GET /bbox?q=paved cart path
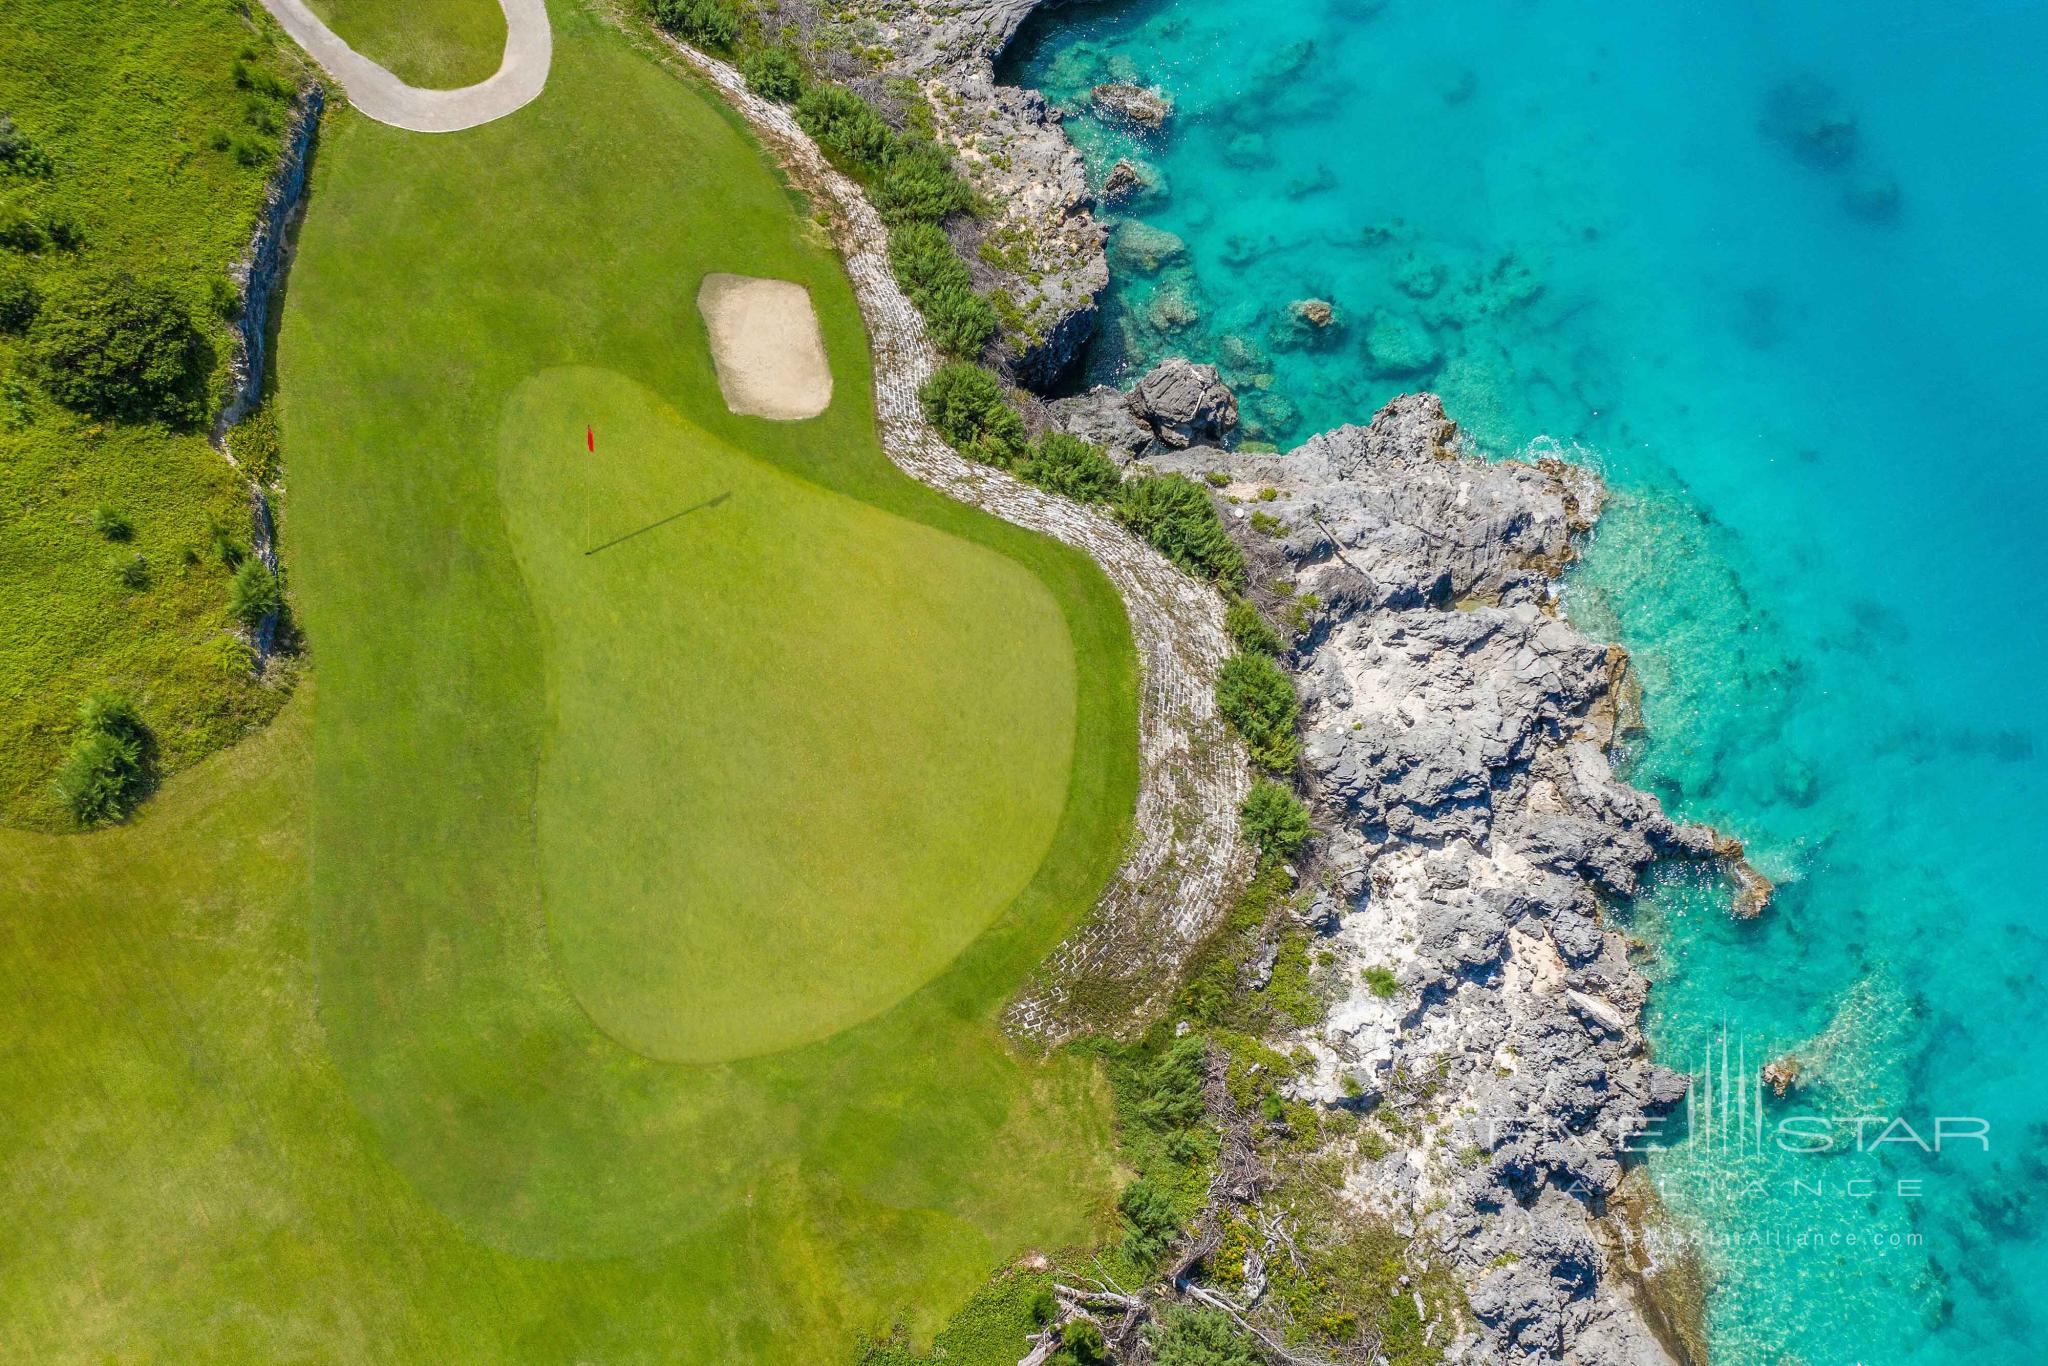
[257,0,550,133]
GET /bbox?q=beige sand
[696,274,833,421]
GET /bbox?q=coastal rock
[1098,156,1159,207]
[1140,392,1766,1365]
[1110,219,1187,273]
[1090,81,1172,128]
[1045,384,1152,463]
[1125,358,1237,449]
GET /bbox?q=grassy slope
[0,4,1139,1362]
[0,0,304,828]
[501,367,1076,1062]
[305,0,507,89]
[0,695,1116,1360]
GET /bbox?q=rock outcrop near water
[848,0,1109,387]
[1075,391,1765,1365]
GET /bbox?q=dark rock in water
[1842,168,1902,222]
[1271,297,1345,352]
[1760,75,1859,168]
[1435,65,1478,105]
[1126,357,1239,448]
[1285,164,1338,200]
[1091,82,1172,128]
[1098,156,1161,207]
[1110,220,1186,273]
[1363,307,1440,376]
[1223,131,1273,169]
[1145,282,1201,332]
[1395,250,1448,299]
[1360,222,1397,247]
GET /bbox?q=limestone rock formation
[1125,358,1237,449]
[1142,393,1768,1365]
[1090,81,1172,128]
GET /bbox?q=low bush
[648,0,740,50]
[1362,964,1399,999]
[1215,650,1300,773]
[1224,596,1282,655]
[874,138,973,225]
[887,222,996,357]
[1022,431,1119,502]
[91,505,131,540]
[28,271,212,425]
[1148,1306,1261,1366]
[53,691,153,825]
[795,85,893,172]
[918,362,1027,468]
[0,113,54,179]
[0,264,37,332]
[741,46,801,103]
[227,556,281,629]
[1112,474,1246,588]
[1060,1318,1107,1364]
[1116,1175,1181,1262]
[1240,778,1311,866]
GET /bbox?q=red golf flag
[586,425,595,453]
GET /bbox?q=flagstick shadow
[584,491,733,557]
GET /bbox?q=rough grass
[498,366,1075,1062]
[306,0,508,89]
[0,0,304,827]
[14,0,1135,1355]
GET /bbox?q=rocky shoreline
[844,6,1771,1359]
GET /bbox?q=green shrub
[648,0,740,49]
[28,271,212,425]
[887,222,997,357]
[91,505,132,540]
[1362,964,1399,999]
[0,264,37,332]
[1117,1174,1181,1262]
[1215,650,1300,772]
[53,691,153,825]
[0,196,46,252]
[115,551,148,589]
[1112,474,1246,588]
[1148,1306,1261,1366]
[0,113,54,179]
[1224,597,1282,655]
[874,138,973,225]
[795,85,894,172]
[1022,431,1119,502]
[741,46,802,102]
[1059,1318,1107,1364]
[228,556,281,629]
[1241,779,1310,866]
[918,362,1027,468]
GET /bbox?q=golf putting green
[500,367,1074,1062]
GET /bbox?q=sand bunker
[696,273,832,420]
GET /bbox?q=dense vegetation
[1112,473,1248,589]
[52,691,154,825]
[1215,649,1302,774]
[0,0,305,826]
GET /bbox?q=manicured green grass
[0,0,305,827]
[17,5,1140,1362]
[500,367,1074,1061]
[0,697,1119,1359]
[306,0,507,89]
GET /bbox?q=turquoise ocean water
[1008,2,2048,1360]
